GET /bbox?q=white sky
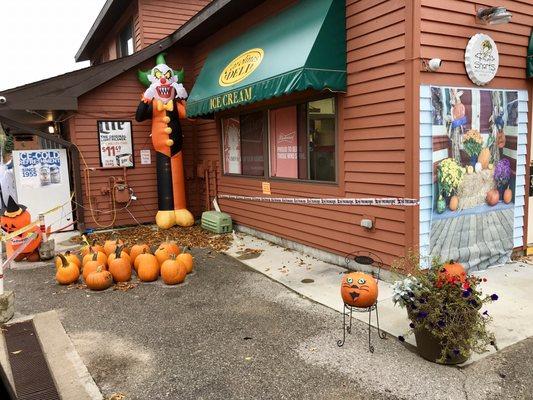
[0,0,107,91]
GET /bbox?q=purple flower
[469,299,478,307]
[462,291,471,298]
[494,159,511,188]
[453,349,460,355]
[398,336,405,342]
[417,311,428,319]
[491,294,499,301]
[437,320,446,328]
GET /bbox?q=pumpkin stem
[91,239,97,247]
[115,245,124,259]
[81,234,90,246]
[58,253,69,268]
[92,252,98,261]
[170,253,177,260]
[96,266,103,273]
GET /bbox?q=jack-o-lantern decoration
[437,260,466,287]
[340,272,378,308]
[1,196,41,261]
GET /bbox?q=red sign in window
[270,106,298,179]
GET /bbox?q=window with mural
[221,97,336,183]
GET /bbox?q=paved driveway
[4,250,533,400]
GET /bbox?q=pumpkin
[55,251,81,271]
[436,195,446,214]
[27,252,40,262]
[159,240,180,256]
[108,245,132,282]
[155,246,172,265]
[129,243,150,265]
[82,250,107,268]
[104,237,124,256]
[437,260,466,287]
[466,165,474,174]
[503,187,512,204]
[497,131,506,148]
[81,239,105,257]
[176,250,193,274]
[83,252,108,281]
[85,266,113,291]
[137,254,160,282]
[108,248,131,266]
[486,189,499,206]
[160,255,187,285]
[488,163,494,170]
[1,196,42,256]
[56,253,80,285]
[340,272,378,308]
[478,148,491,169]
[134,249,155,273]
[449,196,459,212]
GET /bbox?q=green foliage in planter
[391,253,497,363]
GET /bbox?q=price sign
[97,120,134,168]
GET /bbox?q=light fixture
[48,123,55,134]
[477,6,512,25]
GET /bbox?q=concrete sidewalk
[225,232,533,363]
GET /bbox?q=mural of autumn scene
[430,87,519,270]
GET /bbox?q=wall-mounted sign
[97,120,134,168]
[219,48,264,87]
[140,149,151,165]
[465,33,499,86]
[262,181,271,195]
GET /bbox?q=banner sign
[218,194,419,206]
[98,120,134,168]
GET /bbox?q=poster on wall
[270,106,298,178]
[12,149,74,232]
[98,120,134,168]
[222,118,242,174]
[430,86,519,270]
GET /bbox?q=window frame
[218,93,339,186]
[117,20,135,58]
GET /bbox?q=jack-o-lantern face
[1,210,31,233]
[340,272,378,308]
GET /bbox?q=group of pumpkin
[55,238,194,291]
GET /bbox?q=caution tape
[218,195,419,206]
[0,195,73,243]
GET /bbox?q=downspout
[0,115,85,232]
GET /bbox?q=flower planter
[413,326,470,365]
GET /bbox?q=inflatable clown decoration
[1,196,42,261]
[136,53,194,229]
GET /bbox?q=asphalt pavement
[4,249,533,400]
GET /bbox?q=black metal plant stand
[337,250,387,352]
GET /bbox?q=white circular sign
[465,33,499,86]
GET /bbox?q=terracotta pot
[413,326,470,365]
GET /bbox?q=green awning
[526,30,533,78]
[186,0,346,118]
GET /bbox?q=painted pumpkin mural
[340,272,378,308]
[136,53,194,229]
[1,196,41,261]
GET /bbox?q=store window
[221,97,336,183]
[117,22,134,58]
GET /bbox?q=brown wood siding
[72,50,200,229]
[420,0,533,90]
[182,0,409,265]
[138,0,211,48]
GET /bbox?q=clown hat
[1,196,27,218]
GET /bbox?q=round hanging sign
[465,33,499,86]
[219,48,264,87]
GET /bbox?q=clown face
[145,63,188,104]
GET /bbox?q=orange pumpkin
[137,254,160,282]
[129,243,150,265]
[340,272,378,308]
[108,246,132,282]
[449,196,459,212]
[1,197,42,257]
[104,237,124,256]
[82,250,107,268]
[81,239,105,257]
[478,148,491,169]
[108,248,131,266]
[503,187,512,204]
[85,266,113,291]
[161,256,187,285]
[176,251,193,274]
[155,246,172,265]
[486,189,499,206]
[134,249,155,273]
[56,253,80,285]
[55,251,81,271]
[83,253,108,281]
[159,239,180,256]
[437,260,466,286]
